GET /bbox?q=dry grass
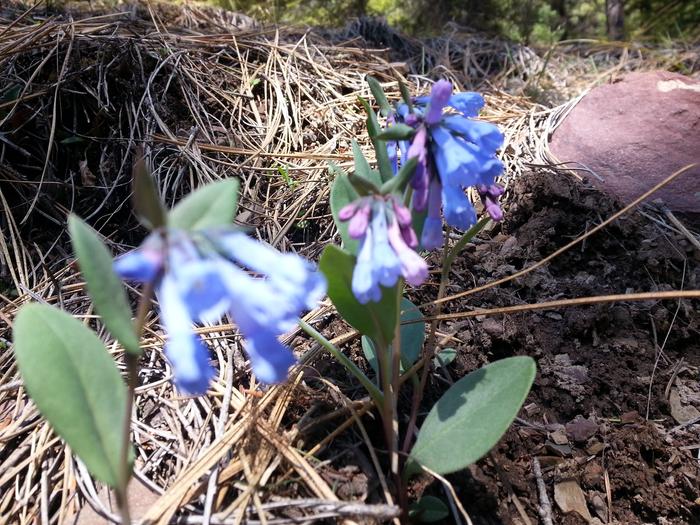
[0,1,698,523]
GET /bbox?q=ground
[308,171,700,524]
[0,1,699,524]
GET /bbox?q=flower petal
[424,80,453,125]
[442,184,477,230]
[447,92,485,117]
[158,274,214,395]
[245,330,296,383]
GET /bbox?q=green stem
[116,281,154,524]
[401,218,489,455]
[441,217,489,283]
[299,319,384,407]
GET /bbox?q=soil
[308,171,700,524]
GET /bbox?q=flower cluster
[115,229,326,394]
[392,80,505,249]
[339,195,428,304]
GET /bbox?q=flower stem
[401,218,489,454]
[298,319,384,407]
[116,281,154,524]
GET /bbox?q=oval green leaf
[408,495,449,523]
[319,245,398,346]
[408,356,536,476]
[169,178,239,231]
[13,304,128,487]
[366,76,391,116]
[68,215,140,355]
[376,123,416,141]
[132,154,166,229]
[433,348,458,369]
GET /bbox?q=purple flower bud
[338,202,358,221]
[386,219,428,287]
[424,80,453,125]
[478,184,505,222]
[347,200,372,239]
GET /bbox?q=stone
[549,71,700,219]
[554,479,593,522]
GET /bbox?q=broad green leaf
[361,297,425,376]
[366,76,391,116]
[13,304,128,487]
[319,245,398,346]
[408,496,449,522]
[408,356,536,476]
[434,348,458,369]
[132,154,166,229]
[376,123,416,141]
[169,178,239,231]
[68,215,140,355]
[330,172,360,255]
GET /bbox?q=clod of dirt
[549,70,700,219]
[554,479,593,522]
[566,417,599,443]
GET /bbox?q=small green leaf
[68,215,140,355]
[169,179,239,231]
[330,172,360,255]
[380,156,417,195]
[348,171,381,196]
[132,154,166,229]
[366,76,391,116]
[408,495,449,522]
[13,304,128,487]
[434,348,458,368]
[398,78,413,109]
[399,298,424,369]
[361,335,379,378]
[362,297,424,376]
[351,140,382,187]
[319,245,398,346]
[59,136,85,145]
[408,356,536,476]
[376,123,416,141]
[358,97,394,183]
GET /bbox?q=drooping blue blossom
[386,80,505,249]
[338,195,428,304]
[114,228,326,394]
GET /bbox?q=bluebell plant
[114,228,325,394]
[338,194,428,303]
[387,79,506,250]
[12,77,536,525]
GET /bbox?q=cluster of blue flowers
[339,195,428,303]
[391,80,505,250]
[115,229,325,394]
[113,80,503,391]
[340,79,505,304]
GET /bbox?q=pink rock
[549,71,700,218]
